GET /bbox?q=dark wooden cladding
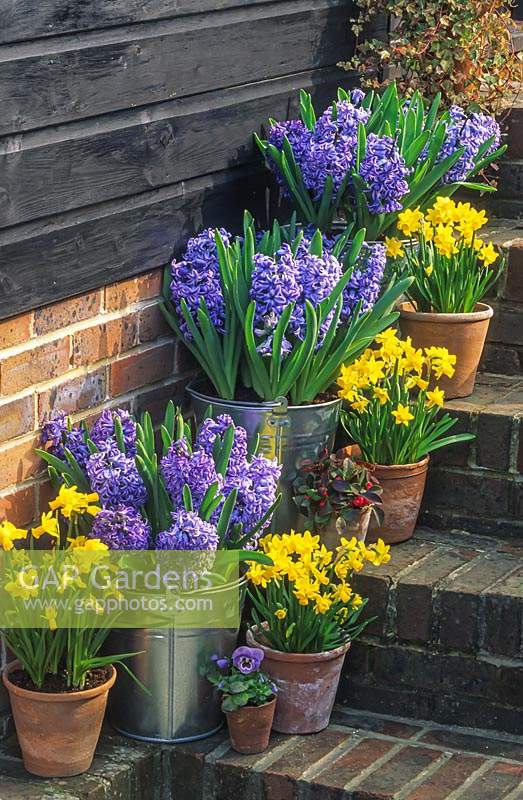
[0,0,276,44]
[0,69,345,229]
[0,0,355,319]
[0,1,350,135]
[0,168,268,318]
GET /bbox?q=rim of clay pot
[2,661,117,702]
[224,695,277,716]
[398,301,493,324]
[247,626,351,663]
[373,455,430,473]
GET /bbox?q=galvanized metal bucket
[187,382,342,532]
[107,578,245,743]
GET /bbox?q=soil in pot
[399,301,493,399]
[3,662,116,778]
[225,696,276,754]
[246,628,349,734]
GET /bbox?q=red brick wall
[0,269,194,529]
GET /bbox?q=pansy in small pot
[207,647,277,754]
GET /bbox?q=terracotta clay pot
[2,662,116,777]
[315,507,372,550]
[366,457,429,545]
[246,628,350,734]
[225,696,276,754]
[398,302,493,399]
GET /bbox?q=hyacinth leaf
[63,448,91,491]
[404,131,430,167]
[270,303,294,387]
[281,301,318,401]
[216,487,238,542]
[214,425,235,478]
[182,484,194,513]
[163,401,176,443]
[237,550,273,566]
[356,122,366,172]
[424,92,442,132]
[36,449,77,486]
[113,416,125,454]
[160,426,173,456]
[362,89,375,110]
[456,182,496,193]
[199,481,221,522]
[299,89,316,130]
[331,223,355,261]
[143,412,155,455]
[243,301,274,397]
[469,143,507,175]
[316,175,335,232]
[247,432,260,459]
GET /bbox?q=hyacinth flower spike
[256,83,506,239]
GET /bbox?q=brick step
[0,707,522,799]
[496,159,523,201]
[420,373,523,538]
[343,529,523,738]
[480,222,523,372]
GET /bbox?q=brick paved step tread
[0,709,521,800]
[343,529,523,736]
[421,373,523,539]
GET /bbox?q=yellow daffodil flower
[425,196,456,226]
[373,386,390,405]
[314,594,333,614]
[274,608,287,620]
[49,485,101,519]
[433,223,457,259]
[397,208,424,237]
[425,265,434,276]
[43,607,58,631]
[391,403,415,427]
[351,396,370,413]
[478,241,499,267]
[0,520,28,551]
[426,387,445,408]
[32,511,60,540]
[384,236,405,258]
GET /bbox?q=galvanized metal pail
[107,578,245,743]
[187,382,342,532]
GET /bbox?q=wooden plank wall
[0,0,356,318]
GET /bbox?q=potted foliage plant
[338,330,475,543]
[206,646,277,754]
[292,449,383,549]
[160,212,410,530]
[246,531,390,734]
[37,404,279,743]
[342,0,520,116]
[0,487,141,777]
[255,83,505,239]
[388,197,505,398]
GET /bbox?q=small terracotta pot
[246,627,350,734]
[225,696,276,754]
[315,507,372,550]
[366,457,429,544]
[399,302,493,399]
[2,662,116,777]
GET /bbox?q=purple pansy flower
[231,646,264,674]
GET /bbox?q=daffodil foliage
[385,197,505,313]
[247,531,391,653]
[338,330,475,465]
